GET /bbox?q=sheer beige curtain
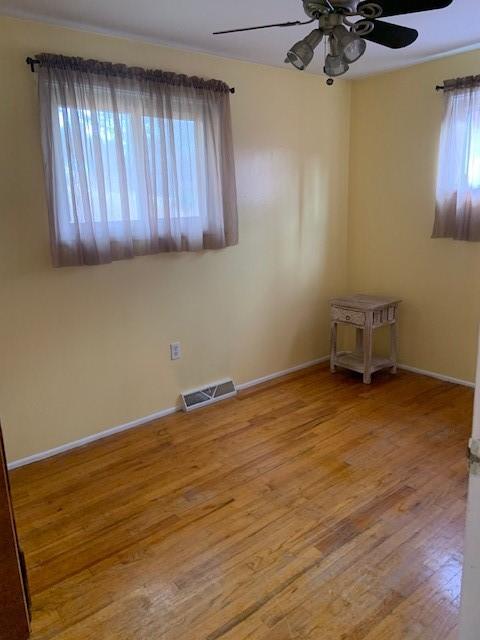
[433,75,480,241]
[37,54,238,266]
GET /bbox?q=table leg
[330,322,337,373]
[390,321,398,374]
[363,323,372,384]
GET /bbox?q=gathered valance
[36,53,233,94]
[442,75,480,93]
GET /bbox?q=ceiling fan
[213,0,454,81]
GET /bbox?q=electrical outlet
[170,342,181,360]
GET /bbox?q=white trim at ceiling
[3,8,480,80]
[0,8,293,73]
[351,41,480,80]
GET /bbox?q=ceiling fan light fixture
[324,54,350,78]
[285,28,323,70]
[214,0,450,81]
[285,46,312,70]
[333,25,367,63]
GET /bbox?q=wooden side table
[330,294,401,384]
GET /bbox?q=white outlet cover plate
[170,342,181,360]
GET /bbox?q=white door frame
[459,330,480,639]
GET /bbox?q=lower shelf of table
[333,351,395,374]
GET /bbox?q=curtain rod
[435,85,445,91]
[25,57,236,94]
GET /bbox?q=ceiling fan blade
[363,20,419,48]
[358,0,453,18]
[213,19,314,35]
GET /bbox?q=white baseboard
[7,405,179,470]
[398,363,475,389]
[7,356,330,470]
[7,355,473,470]
[236,356,330,391]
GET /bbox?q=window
[467,121,480,189]
[37,54,238,266]
[57,107,200,223]
[433,77,480,241]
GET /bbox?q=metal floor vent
[181,379,237,412]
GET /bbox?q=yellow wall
[0,16,351,461]
[4,14,480,463]
[349,49,480,385]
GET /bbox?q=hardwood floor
[9,365,473,640]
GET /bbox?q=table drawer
[373,304,397,326]
[331,307,365,326]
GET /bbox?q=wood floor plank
[9,365,472,639]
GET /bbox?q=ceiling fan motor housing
[303,0,358,18]
[319,13,345,31]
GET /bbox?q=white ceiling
[1,0,479,78]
